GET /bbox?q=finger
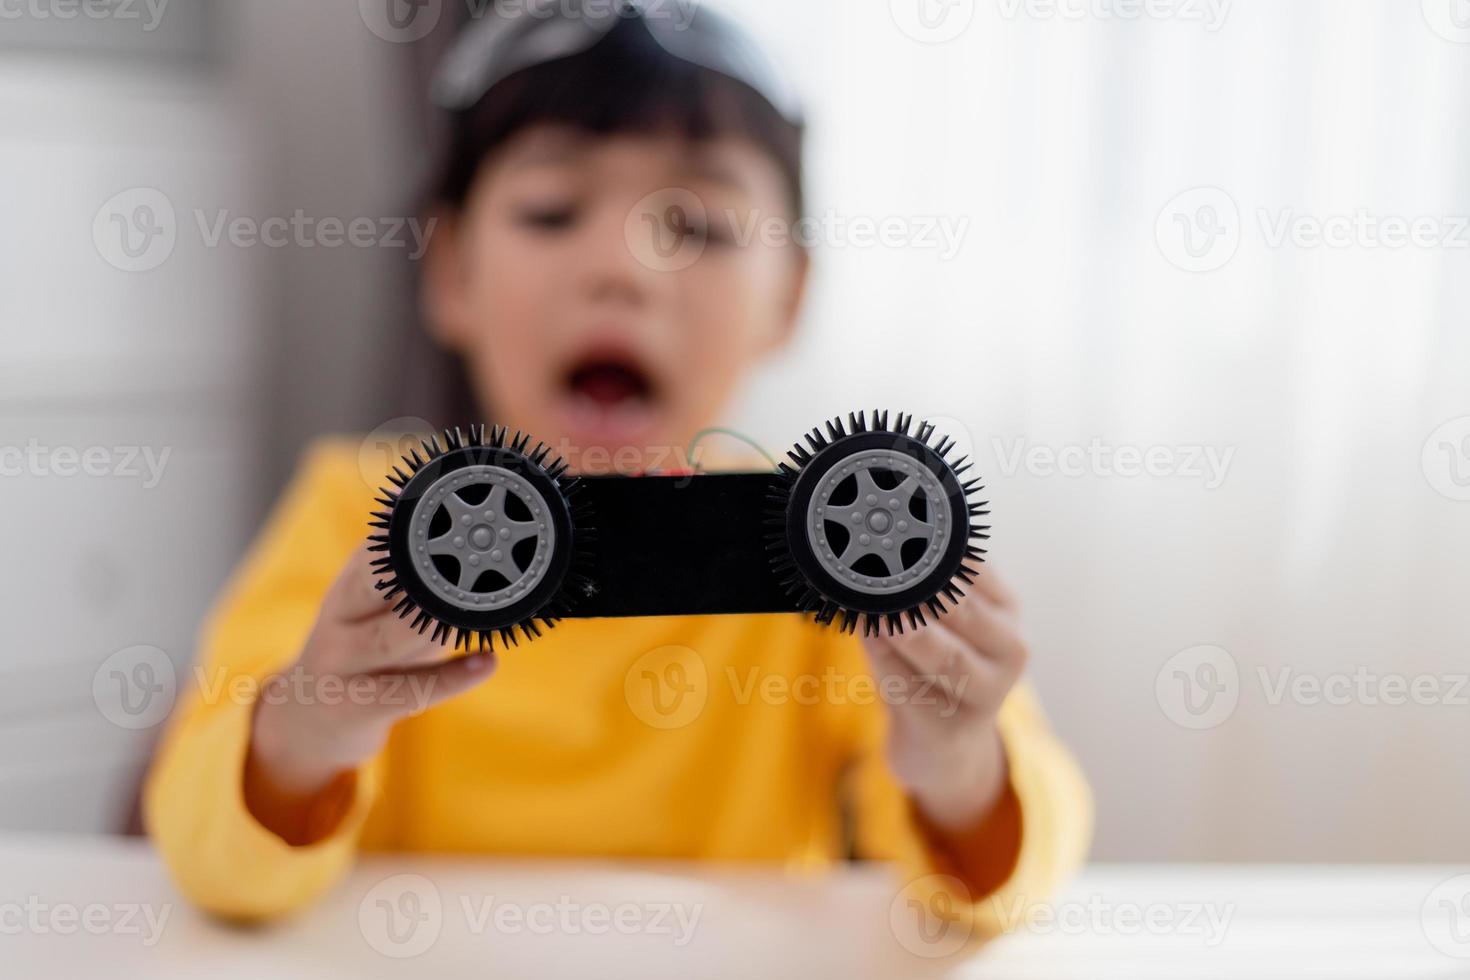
[326,544,396,624]
[862,632,976,720]
[933,588,1028,674]
[358,651,499,721]
[873,618,982,680]
[357,613,458,672]
[969,566,1020,614]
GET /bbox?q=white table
[0,835,1465,979]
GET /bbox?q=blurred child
[145,2,1091,939]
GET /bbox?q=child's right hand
[244,546,498,839]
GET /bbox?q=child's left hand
[859,570,1027,830]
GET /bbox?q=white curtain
[723,0,1470,861]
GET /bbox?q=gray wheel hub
[806,449,952,596]
[408,465,556,612]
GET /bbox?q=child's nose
[572,202,675,308]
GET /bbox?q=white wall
[722,0,1470,861]
[0,50,258,830]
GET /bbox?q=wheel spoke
[485,484,507,516]
[440,492,474,528]
[895,513,934,544]
[427,533,459,558]
[889,478,931,522]
[507,524,540,546]
[454,557,480,591]
[877,547,903,576]
[853,469,883,504]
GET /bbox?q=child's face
[424,124,807,472]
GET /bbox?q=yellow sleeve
[848,679,1093,942]
[144,440,384,922]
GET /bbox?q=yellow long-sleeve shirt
[144,440,1091,935]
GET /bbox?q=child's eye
[517,204,580,231]
[699,218,737,248]
[675,214,735,249]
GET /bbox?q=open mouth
[556,352,664,444]
[564,358,656,408]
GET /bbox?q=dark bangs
[432,16,804,216]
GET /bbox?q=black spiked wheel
[765,411,990,637]
[369,425,591,651]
